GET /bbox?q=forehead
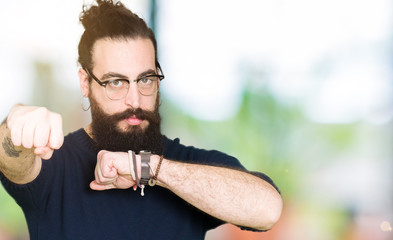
[91,37,156,75]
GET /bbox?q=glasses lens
[137,76,159,96]
[106,79,129,100]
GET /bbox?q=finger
[101,161,118,179]
[94,155,104,183]
[10,120,23,146]
[34,146,54,160]
[90,181,105,191]
[48,113,64,149]
[112,152,131,176]
[39,149,54,160]
[94,163,113,185]
[98,151,118,179]
[90,181,115,191]
[21,120,36,149]
[33,122,50,148]
[6,105,23,129]
[34,147,45,155]
[96,169,117,184]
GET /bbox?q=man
[0,1,282,239]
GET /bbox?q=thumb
[90,180,115,191]
[34,146,54,160]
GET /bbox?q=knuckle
[9,112,27,128]
[55,113,62,122]
[10,118,22,129]
[97,150,106,159]
[50,112,62,123]
[36,107,49,115]
[101,150,112,159]
[33,107,49,120]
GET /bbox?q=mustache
[111,108,161,125]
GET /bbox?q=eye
[108,79,128,88]
[139,77,153,85]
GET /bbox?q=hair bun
[79,0,124,30]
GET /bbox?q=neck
[84,124,93,139]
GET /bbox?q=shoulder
[162,136,245,170]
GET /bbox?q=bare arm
[0,118,40,184]
[90,151,282,231]
[154,159,282,231]
[0,105,64,184]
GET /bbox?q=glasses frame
[83,67,164,99]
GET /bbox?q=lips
[125,115,143,125]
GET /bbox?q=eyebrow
[100,69,157,81]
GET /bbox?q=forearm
[153,158,283,231]
[0,118,40,184]
[91,152,282,230]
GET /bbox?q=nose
[124,83,141,109]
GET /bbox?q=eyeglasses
[84,68,164,100]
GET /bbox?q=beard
[89,94,163,155]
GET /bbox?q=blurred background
[0,0,392,239]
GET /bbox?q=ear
[78,68,90,97]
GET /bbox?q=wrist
[149,154,166,187]
[149,154,161,177]
[131,152,167,194]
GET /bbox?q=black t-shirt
[0,128,277,239]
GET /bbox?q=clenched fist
[90,150,140,191]
[7,105,64,159]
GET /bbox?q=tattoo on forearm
[2,137,21,158]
